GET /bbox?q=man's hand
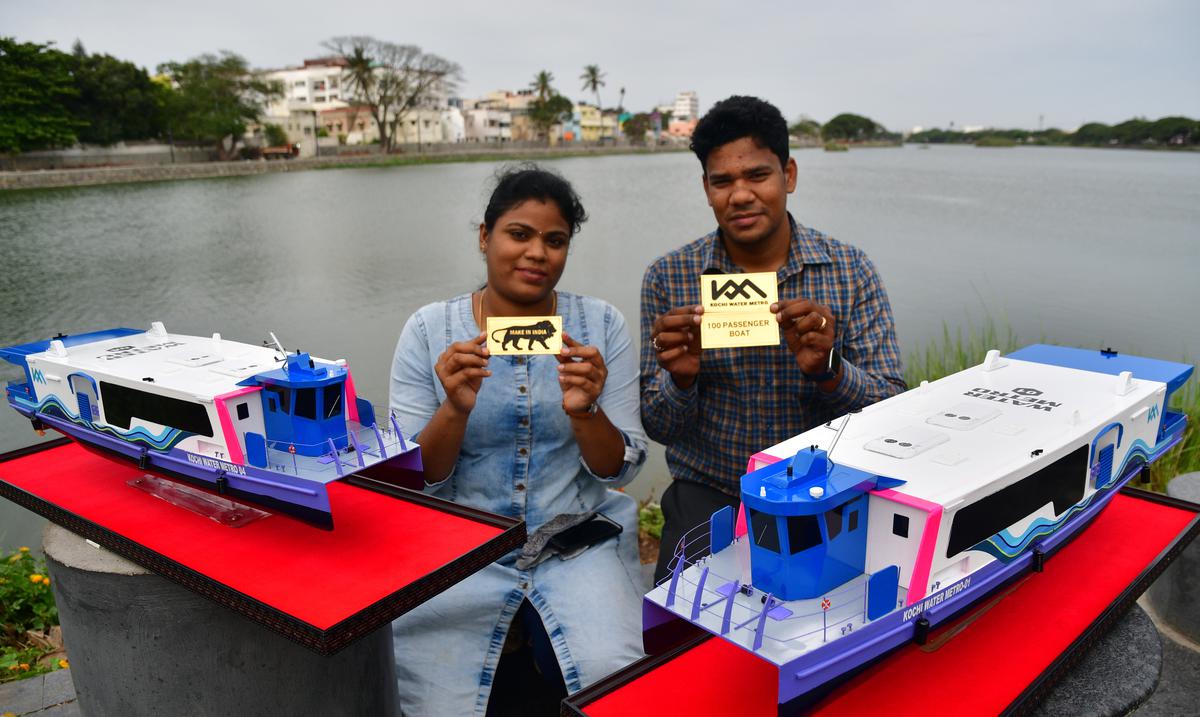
[650,305,703,390]
[772,298,838,381]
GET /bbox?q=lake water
[2,145,1198,550]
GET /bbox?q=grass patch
[974,135,1017,148]
[905,319,1200,490]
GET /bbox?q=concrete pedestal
[42,522,398,717]
[1032,604,1161,716]
[1146,473,1200,645]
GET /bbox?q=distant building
[673,91,699,121]
[667,118,698,139]
[464,100,512,143]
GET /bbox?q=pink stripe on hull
[212,386,262,466]
[873,488,943,605]
[736,453,783,537]
[343,367,360,423]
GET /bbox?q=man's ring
[819,316,827,331]
[652,336,663,352]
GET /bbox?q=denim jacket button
[515,483,525,492]
[519,417,529,426]
[518,385,527,394]
[518,447,528,456]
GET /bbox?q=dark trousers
[653,480,742,584]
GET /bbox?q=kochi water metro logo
[963,385,1061,412]
[31,368,46,384]
[711,278,769,301]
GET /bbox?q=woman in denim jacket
[389,166,648,715]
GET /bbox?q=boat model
[644,345,1192,710]
[1,324,423,529]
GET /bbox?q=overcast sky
[4,0,1198,132]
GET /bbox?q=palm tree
[580,64,606,141]
[580,64,605,111]
[531,70,554,102]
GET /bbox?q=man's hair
[690,96,789,171]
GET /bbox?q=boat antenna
[825,409,860,463]
[266,332,287,361]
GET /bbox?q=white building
[673,91,699,121]
[463,100,512,143]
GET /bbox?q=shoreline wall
[0,145,685,192]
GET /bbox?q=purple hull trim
[24,409,420,530]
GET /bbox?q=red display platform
[565,488,1200,717]
[0,438,525,655]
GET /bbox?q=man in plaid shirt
[640,96,906,581]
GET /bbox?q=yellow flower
[58,659,69,669]
[6,664,18,671]
[30,574,44,584]
[8,554,20,563]
[42,577,50,587]
[18,663,29,671]
[19,547,29,552]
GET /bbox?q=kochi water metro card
[700,272,779,348]
[486,316,563,355]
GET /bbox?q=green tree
[1110,118,1152,145]
[623,113,650,144]
[528,94,573,142]
[325,36,462,152]
[157,52,281,160]
[789,117,822,139]
[67,41,167,145]
[530,70,554,102]
[0,38,81,153]
[263,123,289,147]
[1071,122,1111,146]
[1149,116,1198,146]
[821,113,882,142]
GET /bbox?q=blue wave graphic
[971,438,1160,562]
[32,393,191,450]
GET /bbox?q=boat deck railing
[658,521,899,653]
[258,413,413,481]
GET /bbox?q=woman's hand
[434,333,491,415]
[556,333,606,415]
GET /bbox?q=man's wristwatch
[564,401,599,419]
[803,348,842,383]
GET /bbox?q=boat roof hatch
[241,352,347,389]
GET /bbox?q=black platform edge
[1000,486,1200,716]
[0,439,526,656]
[559,486,1200,717]
[560,632,712,717]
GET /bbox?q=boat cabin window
[748,508,781,553]
[264,386,290,414]
[825,506,844,541]
[294,388,317,420]
[787,515,823,553]
[236,402,249,420]
[848,510,859,532]
[946,445,1088,558]
[99,381,213,437]
[893,514,909,538]
[323,384,343,420]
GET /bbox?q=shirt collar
[702,213,832,280]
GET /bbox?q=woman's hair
[483,164,588,237]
